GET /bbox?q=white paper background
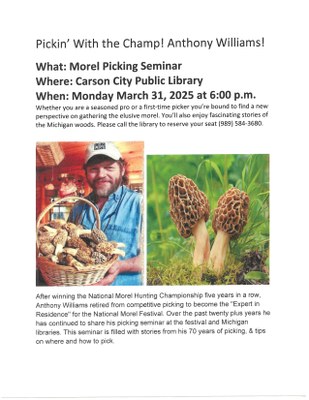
[1,0,308,399]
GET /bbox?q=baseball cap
[85,142,122,164]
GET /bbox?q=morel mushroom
[52,229,68,255]
[65,254,87,270]
[48,219,66,229]
[63,247,93,264]
[63,222,77,233]
[92,251,108,264]
[39,225,58,235]
[39,242,55,256]
[168,174,210,269]
[91,228,107,244]
[66,237,88,250]
[95,241,126,257]
[70,226,92,239]
[37,225,58,244]
[63,222,92,238]
[210,187,249,275]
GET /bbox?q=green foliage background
[147,154,269,284]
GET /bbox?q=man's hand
[93,255,142,285]
[98,263,121,286]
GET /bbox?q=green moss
[147,261,204,286]
[147,252,269,286]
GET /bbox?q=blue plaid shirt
[68,185,142,285]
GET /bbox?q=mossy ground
[147,251,269,286]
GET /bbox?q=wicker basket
[36,196,118,286]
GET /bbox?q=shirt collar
[109,185,124,201]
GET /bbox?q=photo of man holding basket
[68,142,143,286]
[36,141,143,287]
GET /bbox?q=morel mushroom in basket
[210,187,249,275]
[168,174,210,275]
[37,220,125,268]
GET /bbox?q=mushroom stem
[209,230,230,275]
[192,219,210,271]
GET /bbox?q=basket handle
[36,195,101,237]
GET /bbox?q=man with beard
[68,142,143,286]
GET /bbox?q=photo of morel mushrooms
[210,187,249,275]
[168,175,210,274]
[37,222,125,270]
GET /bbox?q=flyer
[1,1,308,400]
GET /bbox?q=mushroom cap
[96,241,117,254]
[48,219,66,229]
[38,230,57,244]
[62,222,77,235]
[212,187,250,239]
[39,225,58,235]
[91,228,107,244]
[74,249,94,264]
[52,229,68,246]
[92,251,108,264]
[95,241,125,257]
[168,174,210,238]
[67,237,88,249]
[39,242,55,256]
[65,254,85,270]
